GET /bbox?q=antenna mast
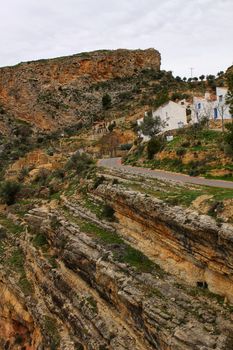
[190,67,194,78]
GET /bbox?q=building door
[214,108,218,119]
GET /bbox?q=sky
[0,0,233,78]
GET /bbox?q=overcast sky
[0,0,232,77]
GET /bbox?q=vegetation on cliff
[125,124,233,181]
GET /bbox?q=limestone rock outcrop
[0,49,160,132]
[1,189,233,349]
[95,183,233,303]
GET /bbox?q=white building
[213,87,231,120]
[137,100,189,141]
[192,88,231,122]
[193,92,214,123]
[153,100,188,131]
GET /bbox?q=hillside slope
[0,50,233,349]
[0,49,160,132]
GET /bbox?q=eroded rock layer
[95,183,233,302]
[1,182,233,349]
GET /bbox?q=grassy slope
[124,128,233,181]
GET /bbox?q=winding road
[98,158,233,189]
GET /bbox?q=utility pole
[190,67,194,79]
[190,68,195,117]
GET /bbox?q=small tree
[206,74,215,81]
[217,71,224,77]
[147,137,164,159]
[175,76,182,82]
[226,72,233,118]
[224,123,233,146]
[217,102,228,132]
[206,75,216,90]
[202,102,214,128]
[139,111,166,138]
[139,112,166,160]
[223,123,233,156]
[0,181,21,205]
[199,75,205,81]
[102,94,112,109]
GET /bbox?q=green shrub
[152,90,169,109]
[171,92,190,101]
[120,143,133,151]
[176,147,186,157]
[102,93,112,109]
[93,175,105,189]
[17,166,30,182]
[0,181,21,205]
[33,233,48,248]
[34,168,50,185]
[65,152,94,177]
[53,168,65,180]
[135,144,145,156]
[102,204,115,221]
[147,137,164,159]
[189,169,200,177]
[181,141,191,148]
[223,123,233,157]
[14,335,23,344]
[223,144,233,157]
[46,147,54,156]
[50,216,61,230]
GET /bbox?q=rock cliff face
[1,181,233,349]
[0,49,160,132]
[95,184,233,303]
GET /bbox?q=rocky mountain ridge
[0,49,160,133]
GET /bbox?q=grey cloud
[0,0,232,77]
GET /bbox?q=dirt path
[98,157,233,189]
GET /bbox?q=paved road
[98,158,233,189]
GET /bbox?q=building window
[219,95,223,102]
[214,108,218,119]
